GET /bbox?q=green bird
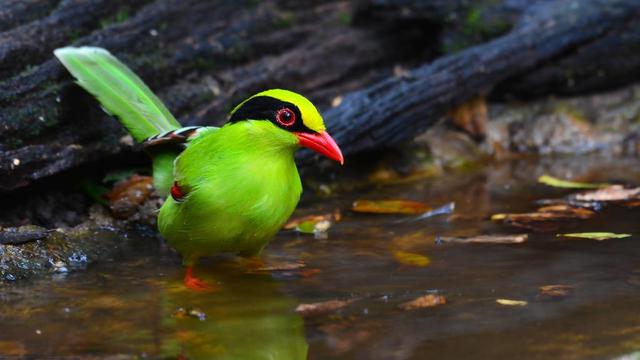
[54,47,343,290]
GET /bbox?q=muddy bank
[0,204,162,283]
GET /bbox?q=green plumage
[54,47,180,196]
[54,47,179,141]
[54,47,315,265]
[160,121,302,264]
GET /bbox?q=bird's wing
[146,126,218,196]
[143,126,219,150]
[54,46,181,142]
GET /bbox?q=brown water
[1,156,640,359]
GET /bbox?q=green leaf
[538,175,609,189]
[79,181,109,205]
[557,232,632,241]
[393,251,430,267]
[496,299,528,306]
[295,221,316,234]
[352,200,431,214]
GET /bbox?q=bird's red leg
[183,266,215,292]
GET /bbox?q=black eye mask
[228,96,315,133]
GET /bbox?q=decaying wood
[320,0,640,161]
[0,0,432,191]
[1,0,640,191]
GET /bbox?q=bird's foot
[184,266,216,292]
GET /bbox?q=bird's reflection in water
[158,260,308,360]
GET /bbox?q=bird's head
[228,89,344,164]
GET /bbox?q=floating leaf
[399,294,446,310]
[285,211,340,237]
[352,200,431,215]
[439,234,528,244]
[393,251,430,267]
[573,185,640,202]
[538,284,573,298]
[284,210,342,230]
[538,175,609,189]
[557,232,631,241]
[492,204,595,230]
[295,299,358,317]
[496,299,528,306]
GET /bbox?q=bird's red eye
[275,108,296,127]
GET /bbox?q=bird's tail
[54,46,181,195]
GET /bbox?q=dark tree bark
[0,0,433,191]
[1,0,640,191]
[318,0,640,161]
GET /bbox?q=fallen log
[0,0,432,191]
[354,0,640,97]
[318,0,640,162]
[1,0,640,191]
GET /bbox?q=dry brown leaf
[352,200,431,215]
[439,234,528,244]
[0,341,26,356]
[105,175,154,218]
[491,204,595,230]
[399,294,446,310]
[296,299,358,317]
[573,185,640,202]
[284,210,342,229]
[538,284,574,298]
[448,96,487,139]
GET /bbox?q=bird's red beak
[295,131,344,165]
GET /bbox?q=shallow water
[2,156,640,359]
